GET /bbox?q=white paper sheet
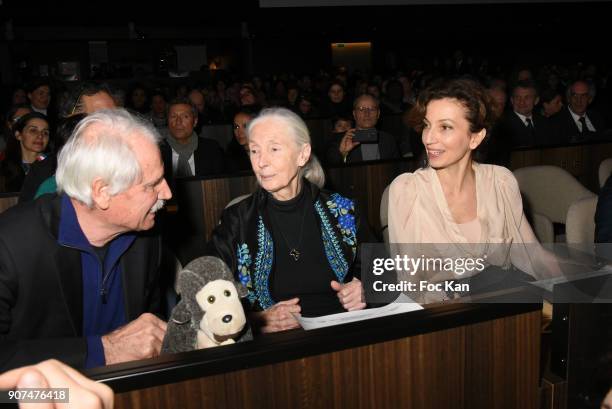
[294,294,423,330]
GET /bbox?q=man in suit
[498,80,551,147]
[0,109,172,371]
[327,93,400,164]
[161,97,225,182]
[551,80,607,144]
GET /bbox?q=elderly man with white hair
[0,109,172,371]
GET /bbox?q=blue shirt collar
[58,194,136,253]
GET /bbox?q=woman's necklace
[271,196,308,261]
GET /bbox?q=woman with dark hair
[1,104,32,155]
[388,78,560,302]
[538,87,564,118]
[320,81,351,118]
[127,84,150,115]
[19,113,86,202]
[226,108,256,172]
[1,112,50,192]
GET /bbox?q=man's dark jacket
[497,111,552,147]
[0,195,162,371]
[550,107,607,144]
[160,137,226,181]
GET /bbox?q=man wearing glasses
[551,80,607,143]
[327,93,400,164]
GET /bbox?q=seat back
[599,158,612,188]
[566,196,598,244]
[514,166,595,242]
[225,193,251,209]
[380,185,390,243]
[513,165,595,224]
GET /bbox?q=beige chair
[513,166,596,243]
[225,194,251,209]
[380,185,390,243]
[566,196,598,244]
[599,158,612,188]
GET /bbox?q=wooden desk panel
[112,310,540,409]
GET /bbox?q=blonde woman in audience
[388,78,560,302]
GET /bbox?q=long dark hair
[4,112,50,163]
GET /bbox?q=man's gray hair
[567,80,596,100]
[56,108,161,207]
[247,107,325,188]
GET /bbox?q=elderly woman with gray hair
[206,107,368,333]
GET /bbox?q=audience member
[188,88,212,134]
[206,108,367,332]
[487,86,507,118]
[58,82,116,119]
[10,86,28,106]
[499,80,551,147]
[286,84,300,111]
[0,112,50,192]
[296,93,319,119]
[551,80,606,143]
[27,79,51,117]
[0,109,171,371]
[226,108,255,172]
[380,79,408,115]
[149,89,168,129]
[238,85,260,110]
[19,114,87,202]
[161,97,226,182]
[332,116,353,134]
[327,93,399,164]
[1,104,32,155]
[388,78,560,303]
[539,87,564,118]
[320,81,351,118]
[127,84,149,115]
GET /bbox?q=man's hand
[0,359,114,409]
[101,313,167,365]
[331,278,366,311]
[339,129,360,157]
[250,298,301,333]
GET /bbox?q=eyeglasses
[356,106,378,113]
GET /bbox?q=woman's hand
[339,129,360,157]
[251,298,301,333]
[331,278,366,311]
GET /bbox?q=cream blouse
[388,163,559,282]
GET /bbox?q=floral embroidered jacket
[205,180,365,311]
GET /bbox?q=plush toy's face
[195,279,247,341]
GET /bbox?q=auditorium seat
[380,184,390,243]
[514,165,596,243]
[599,158,612,188]
[225,193,251,209]
[566,196,598,244]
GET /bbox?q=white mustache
[149,200,166,213]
